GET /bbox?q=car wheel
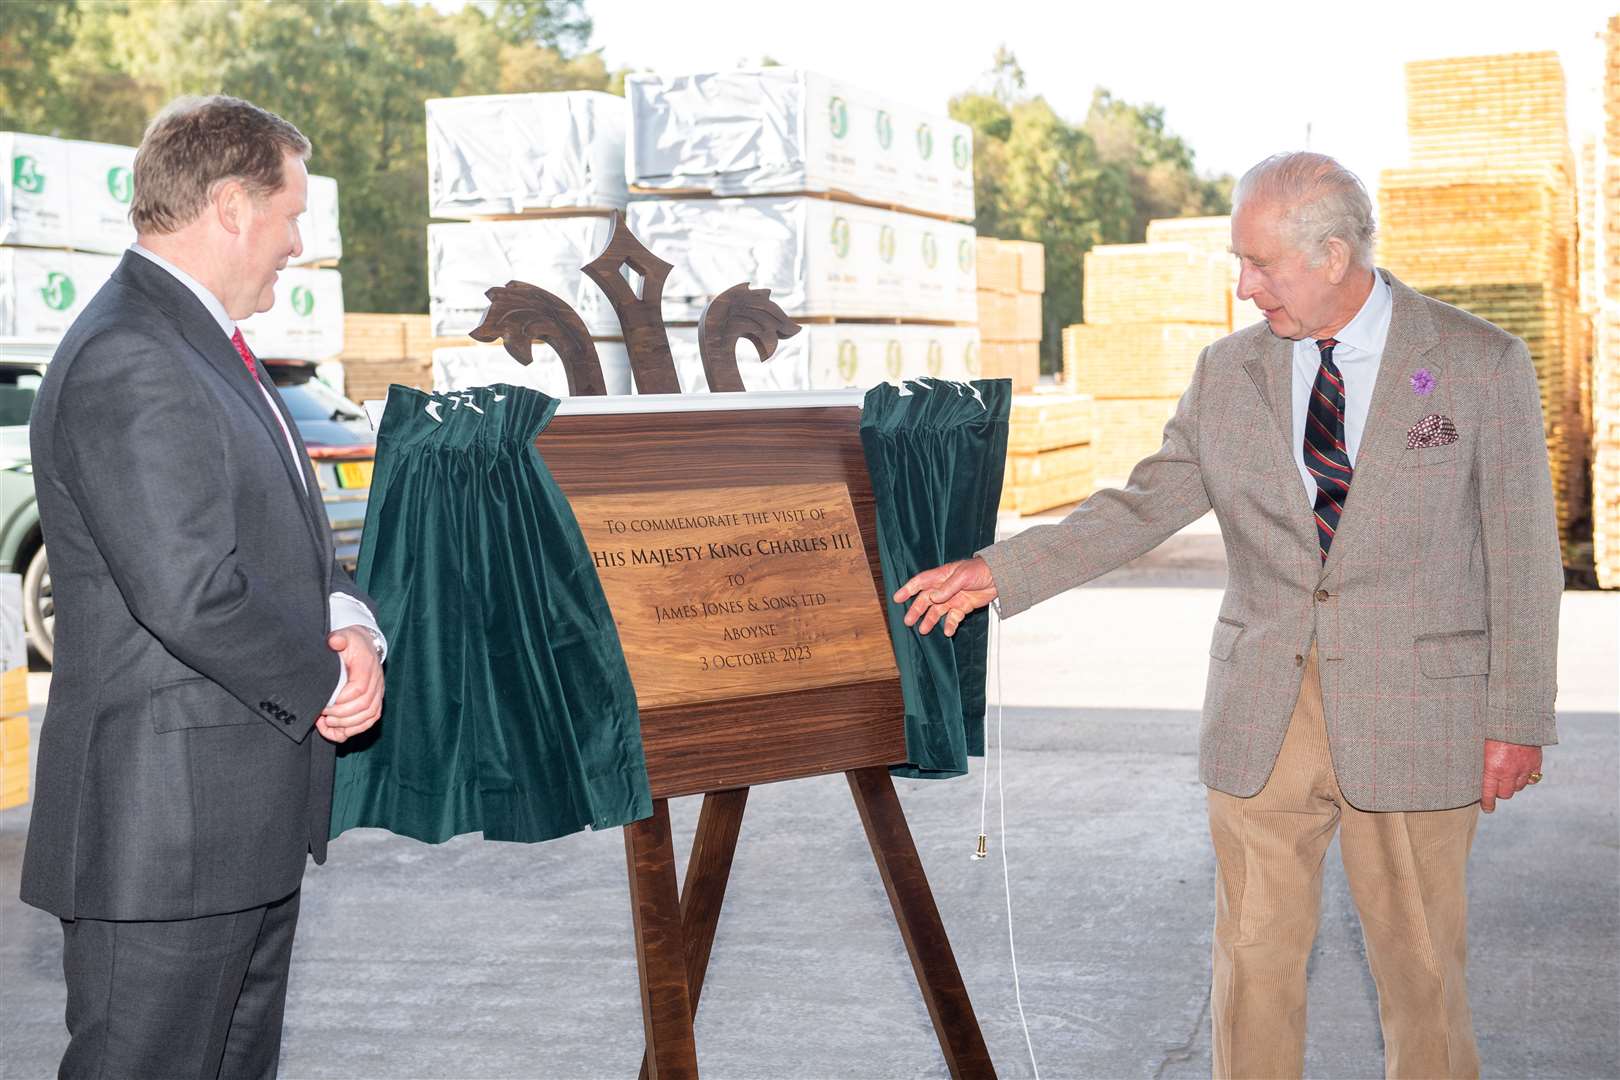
[22,544,52,666]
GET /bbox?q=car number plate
[335,461,374,489]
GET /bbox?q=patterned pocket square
[1407,413,1459,450]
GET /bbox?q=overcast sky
[557,0,1613,193]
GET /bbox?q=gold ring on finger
[1527,771,1543,784]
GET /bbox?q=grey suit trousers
[59,888,301,1080]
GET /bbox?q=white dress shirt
[128,244,385,698]
[1290,271,1392,506]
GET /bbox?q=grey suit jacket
[20,251,376,920]
[980,271,1562,811]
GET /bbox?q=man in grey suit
[897,152,1561,1079]
[20,96,387,1078]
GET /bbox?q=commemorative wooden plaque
[472,214,993,1079]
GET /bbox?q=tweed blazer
[979,271,1562,811]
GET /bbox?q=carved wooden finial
[470,280,608,397]
[696,285,802,393]
[581,212,681,395]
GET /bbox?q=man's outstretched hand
[893,556,999,637]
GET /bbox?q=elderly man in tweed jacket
[896,151,1562,1079]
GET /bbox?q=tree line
[2,4,1230,372]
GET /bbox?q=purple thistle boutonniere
[1410,368,1436,396]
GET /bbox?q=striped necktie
[1304,337,1351,561]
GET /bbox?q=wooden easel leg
[638,787,749,1080]
[847,766,996,1080]
[625,799,699,1080]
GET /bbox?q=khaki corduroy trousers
[1207,648,1481,1079]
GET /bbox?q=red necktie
[230,328,258,379]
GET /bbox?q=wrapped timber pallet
[426,91,628,218]
[626,68,973,222]
[976,236,1043,391]
[625,70,979,391]
[1000,393,1095,515]
[422,91,633,400]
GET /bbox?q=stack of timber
[0,574,28,810]
[976,237,1044,392]
[340,314,461,405]
[999,392,1096,515]
[1142,216,1265,330]
[1378,50,1588,554]
[1596,17,1620,587]
[1064,237,1229,489]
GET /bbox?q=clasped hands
[316,627,385,744]
[893,557,1542,812]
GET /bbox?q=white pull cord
[976,606,1040,1079]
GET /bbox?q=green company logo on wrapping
[830,217,851,258]
[828,97,849,139]
[921,232,938,269]
[878,224,896,264]
[41,271,75,312]
[837,340,858,382]
[875,110,893,150]
[926,341,944,376]
[12,155,44,195]
[958,237,973,272]
[915,123,934,160]
[106,166,134,204]
[952,133,970,170]
[885,340,903,379]
[291,285,315,317]
[964,340,980,376]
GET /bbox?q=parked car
[0,339,374,665]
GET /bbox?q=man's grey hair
[1233,152,1377,269]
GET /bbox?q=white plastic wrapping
[1,134,136,253]
[64,139,137,253]
[0,248,118,337]
[238,266,344,361]
[628,196,976,324]
[432,342,632,396]
[665,323,981,393]
[293,174,342,265]
[426,92,628,218]
[428,217,620,338]
[627,70,973,222]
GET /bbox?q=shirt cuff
[327,592,386,707]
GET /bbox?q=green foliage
[483,0,592,54]
[0,0,83,135]
[952,50,1231,374]
[0,0,625,314]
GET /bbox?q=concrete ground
[3,514,1616,1079]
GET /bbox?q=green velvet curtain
[331,384,651,844]
[861,378,1010,780]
